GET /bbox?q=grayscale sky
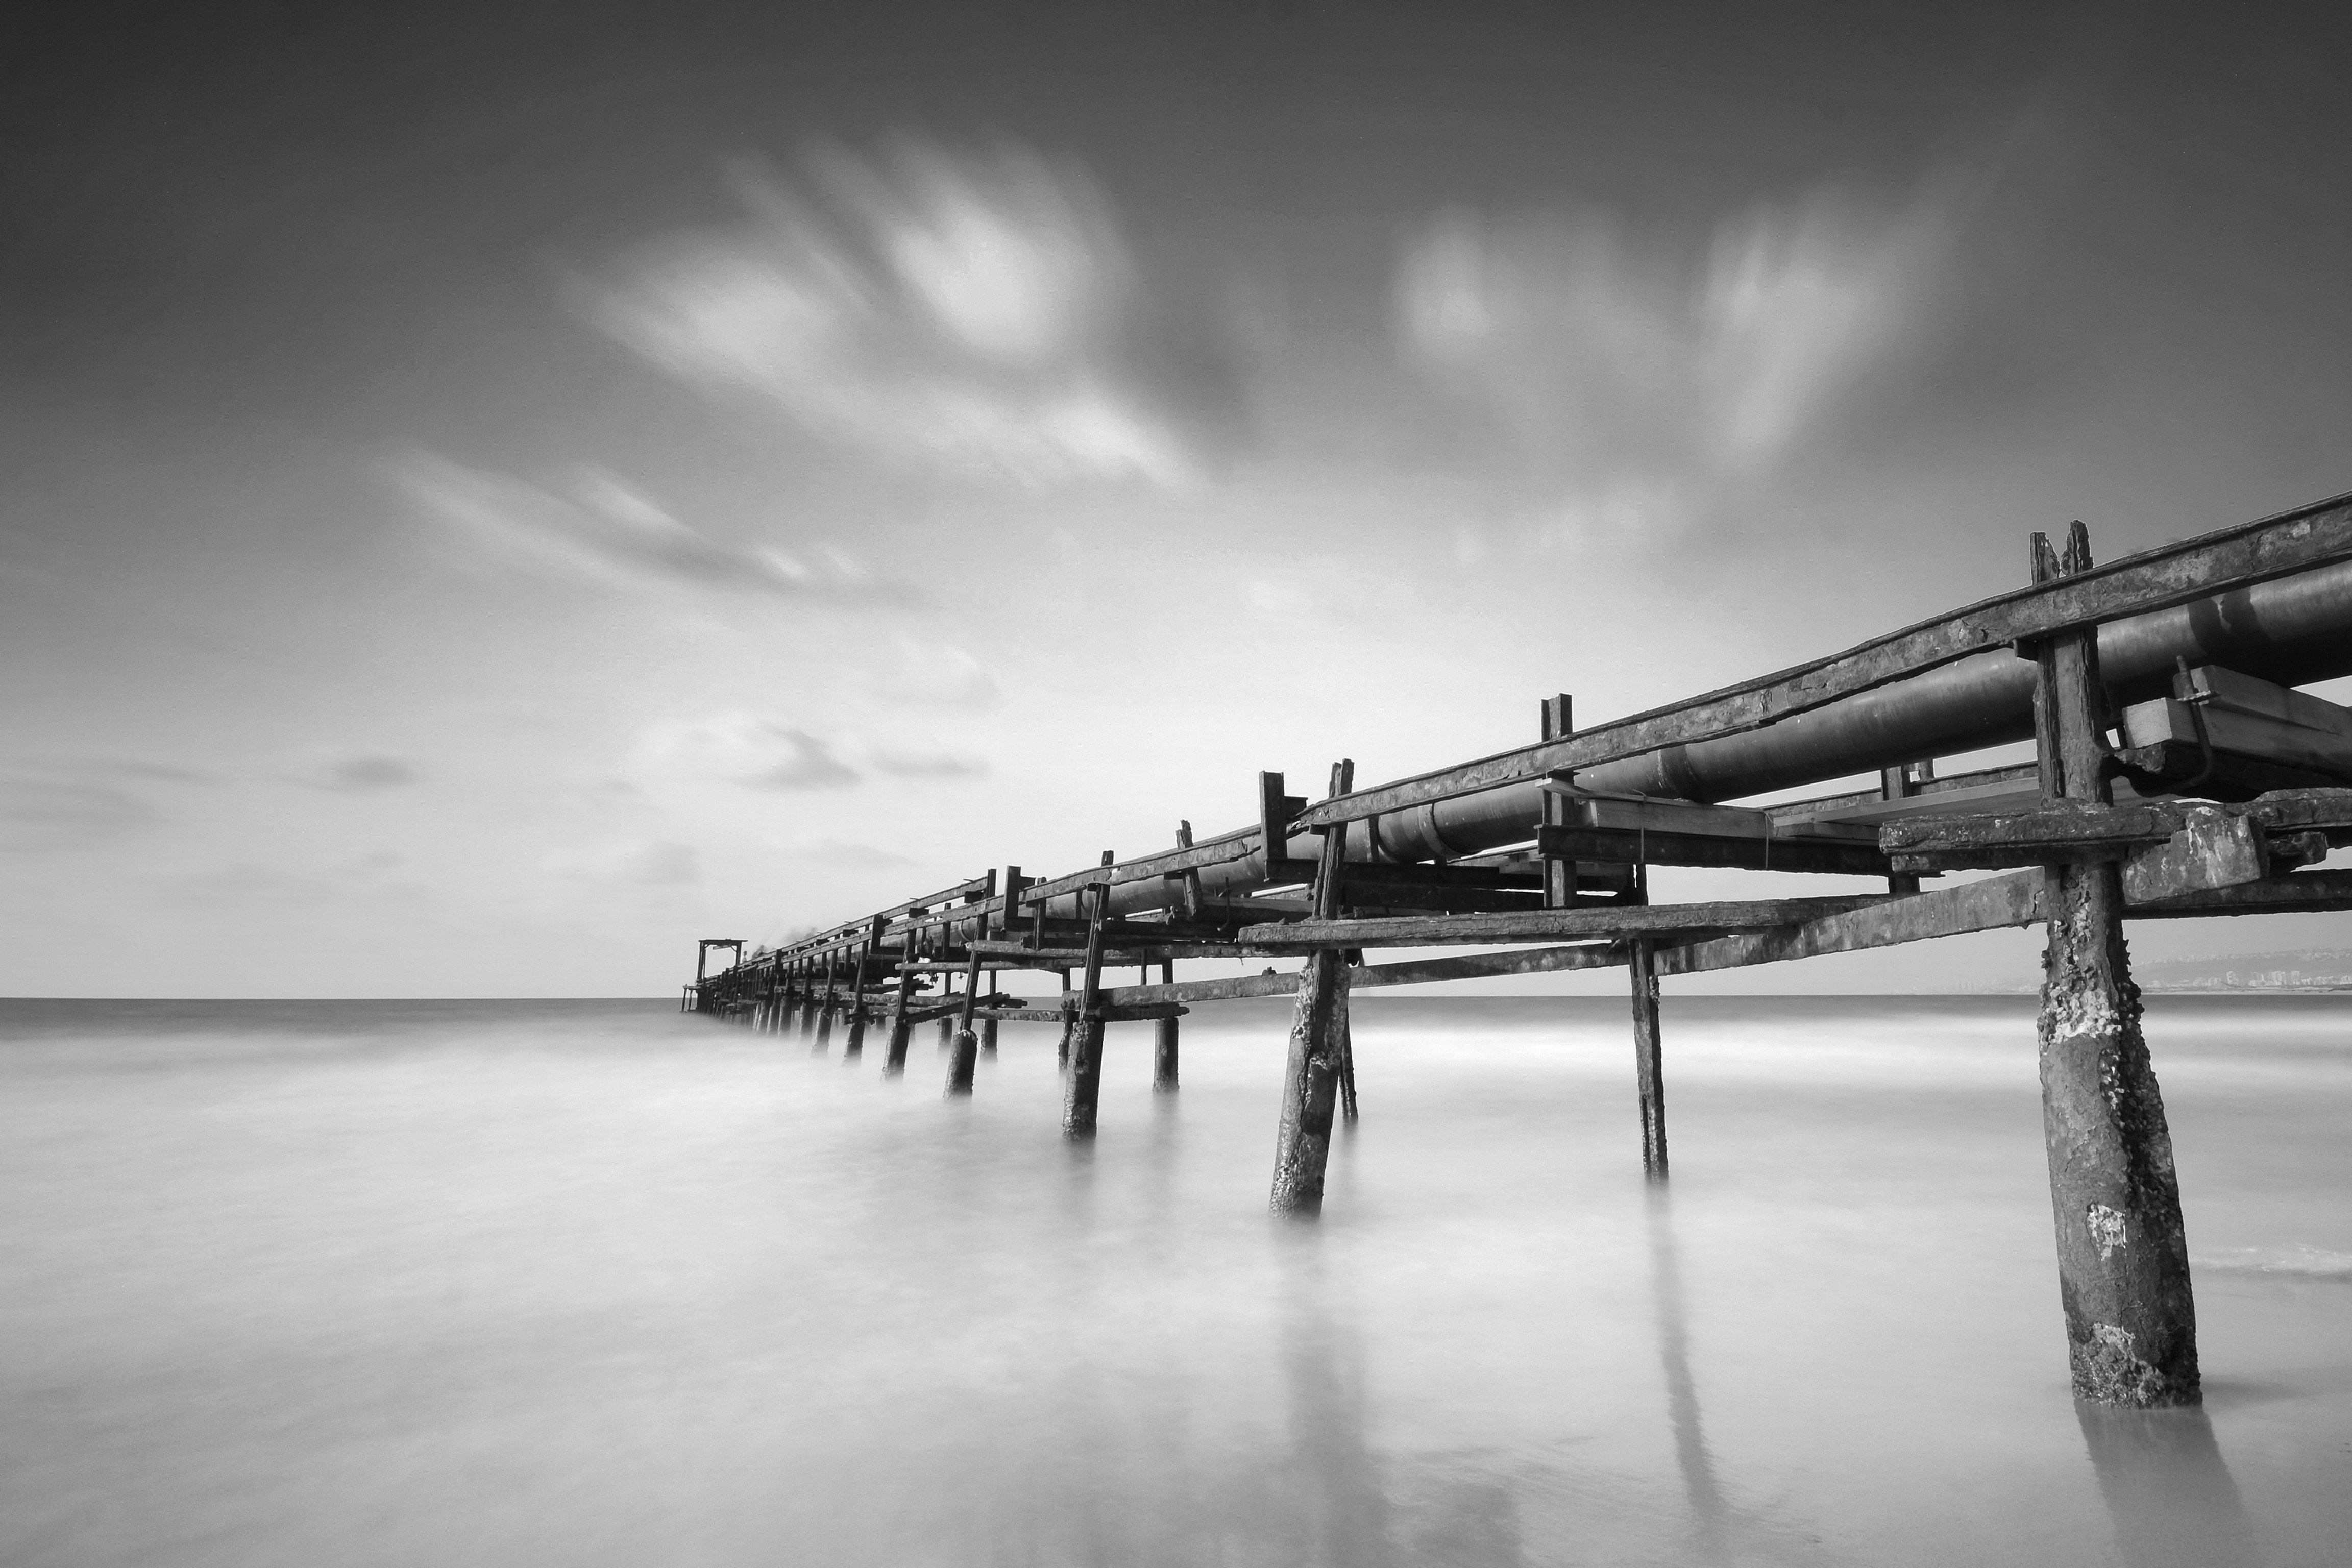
[6,3,2350,996]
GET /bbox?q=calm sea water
[2,993,2347,1567]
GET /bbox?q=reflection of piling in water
[1645,1189,1732,1566]
[2076,1401,2259,1567]
[1278,1245,1398,1567]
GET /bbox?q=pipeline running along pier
[688,490,2352,1410]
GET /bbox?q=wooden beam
[2128,867,2352,917]
[2181,664,2352,740]
[1242,894,1886,952]
[1767,763,2044,827]
[1656,870,2045,975]
[1290,490,2352,831]
[1537,824,1891,877]
[1883,788,2352,873]
[2121,698,2352,778]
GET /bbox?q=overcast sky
[6,3,2351,996]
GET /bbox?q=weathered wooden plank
[2121,698,2352,778]
[981,1003,1190,1024]
[2119,811,2269,903]
[1766,763,2046,827]
[2184,665,2352,741]
[1655,871,2045,976]
[1885,788,2352,872]
[1337,880,1546,914]
[1291,491,2352,831]
[1242,894,1885,952]
[1537,824,1891,877]
[1548,791,1879,844]
[2126,867,2352,917]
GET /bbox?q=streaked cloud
[1395,184,1953,545]
[772,838,918,869]
[307,754,420,792]
[866,639,998,707]
[633,713,861,792]
[541,838,701,886]
[0,767,161,853]
[868,746,988,780]
[393,452,896,599]
[162,852,427,907]
[587,140,1220,488]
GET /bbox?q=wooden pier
[685,491,2352,1409]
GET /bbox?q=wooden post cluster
[685,492,2352,1405]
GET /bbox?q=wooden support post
[1152,959,1179,1091]
[843,930,878,1059]
[2029,522,2200,1407]
[1337,1004,1359,1122]
[1881,763,1925,895]
[1167,821,1204,920]
[799,959,819,1038]
[1060,884,1112,1138]
[883,943,917,1077]
[1055,968,1074,1071]
[1630,937,1667,1180]
[814,951,837,1052]
[946,945,985,1096]
[1271,762,1356,1213]
[1541,695,1575,906]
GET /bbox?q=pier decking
[688,491,2352,1408]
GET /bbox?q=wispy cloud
[304,753,420,792]
[865,638,998,706]
[868,746,988,779]
[587,140,1226,488]
[771,838,918,869]
[633,713,861,792]
[393,452,898,599]
[541,839,701,886]
[162,852,427,907]
[1394,182,1955,547]
[0,765,164,853]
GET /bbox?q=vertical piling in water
[883,944,917,1077]
[2030,523,2199,1407]
[1630,937,1667,1180]
[1270,762,1354,1213]
[799,958,819,1039]
[1337,1000,1359,1121]
[842,937,873,1060]
[814,952,837,1053]
[1060,884,1111,1136]
[1060,877,1112,1137]
[1056,968,1074,1072]
[946,946,985,1097]
[1152,960,1179,1091]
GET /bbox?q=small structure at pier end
[687,492,2352,1410]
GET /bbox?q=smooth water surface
[3,994,2347,1566]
